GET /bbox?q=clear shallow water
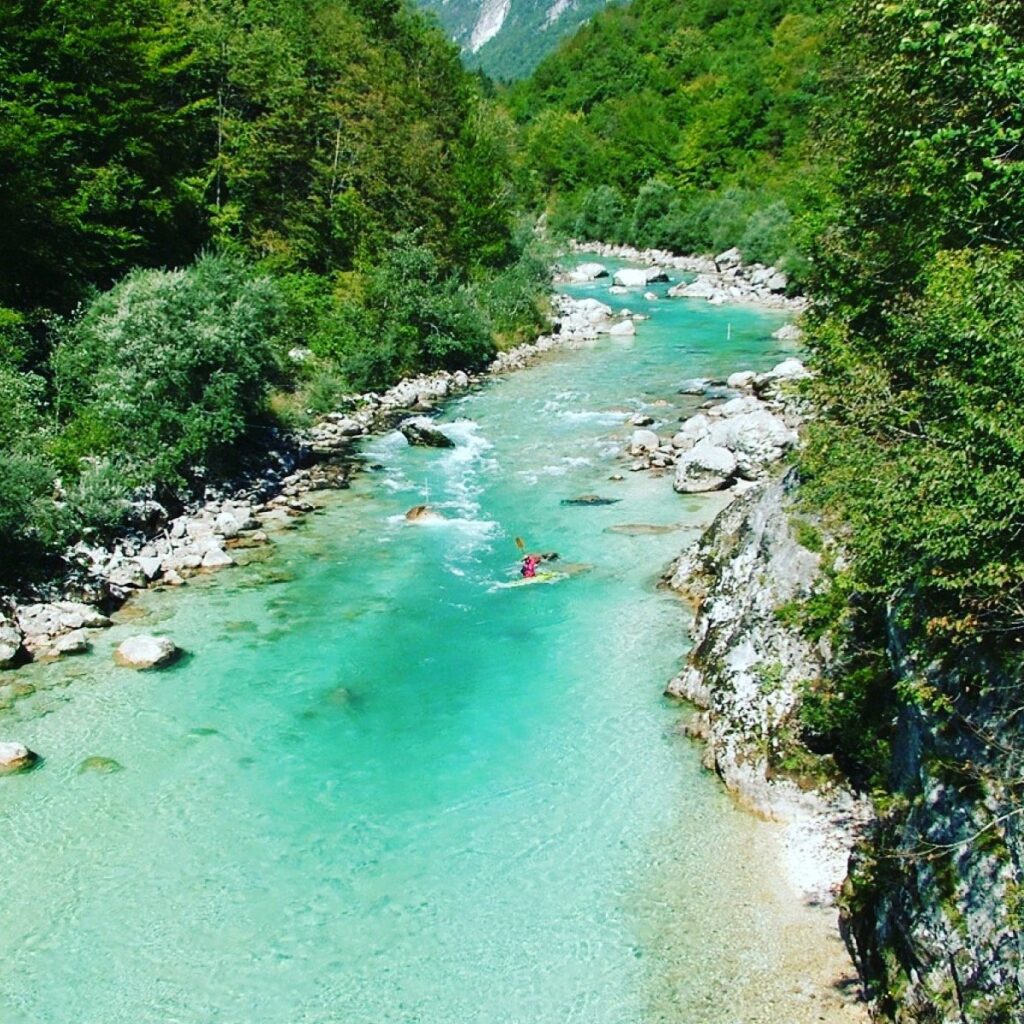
[0,271,844,1023]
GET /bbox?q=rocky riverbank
[0,292,619,675]
[561,240,807,311]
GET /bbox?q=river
[0,265,859,1023]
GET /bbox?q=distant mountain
[414,0,612,80]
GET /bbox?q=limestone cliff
[666,470,1024,1020]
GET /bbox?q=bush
[0,451,57,583]
[312,237,493,391]
[629,179,676,248]
[479,231,551,345]
[573,186,627,243]
[739,201,794,266]
[51,253,282,492]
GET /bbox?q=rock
[671,414,711,451]
[766,270,788,293]
[727,370,757,390]
[629,429,661,455]
[643,291,659,301]
[669,277,719,300]
[114,634,180,670]
[453,370,470,388]
[0,741,37,774]
[712,396,764,419]
[16,603,63,638]
[201,547,234,569]
[560,495,621,507]
[609,319,635,337]
[49,629,90,656]
[764,357,809,382]
[287,346,313,363]
[107,562,146,590]
[77,756,124,774]
[0,621,23,668]
[136,556,163,581]
[570,261,608,282]
[612,267,647,288]
[673,442,738,493]
[214,511,242,539]
[575,297,614,324]
[772,323,804,342]
[399,417,455,449]
[630,413,655,426]
[678,377,712,395]
[715,246,743,269]
[405,504,446,524]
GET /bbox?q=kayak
[493,571,567,590]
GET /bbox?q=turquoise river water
[0,266,856,1023]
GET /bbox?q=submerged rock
[77,756,124,775]
[113,634,180,670]
[560,495,621,507]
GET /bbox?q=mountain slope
[414,0,612,79]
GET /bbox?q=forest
[0,0,547,582]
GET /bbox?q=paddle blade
[514,536,525,551]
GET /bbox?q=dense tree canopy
[506,0,830,272]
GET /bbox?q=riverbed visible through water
[0,264,859,1023]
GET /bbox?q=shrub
[51,254,282,491]
[573,186,627,243]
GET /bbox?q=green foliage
[0,452,58,584]
[574,186,627,244]
[52,254,281,491]
[478,231,551,344]
[508,0,831,264]
[310,237,493,391]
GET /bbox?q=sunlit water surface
[0,267,853,1022]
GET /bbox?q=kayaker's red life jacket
[521,556,539,578]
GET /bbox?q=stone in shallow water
[77,756,124,775]
[560,494,621,507]
[113,634,180,670]
[605,523,682,536]
[0,741,38,774]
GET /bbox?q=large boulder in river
[0,741,38,774]
[0,619,23,668]
[629,429,661,455]
[613,266,667,288]
[609,319,635,337]
[399,418,455,449]
[114,634,180,670]
[568,262,608,282]
[673,442,737,493]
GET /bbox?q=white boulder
[570,262,608,282]
[201,547,234,569]
[114,634,180,670]
[0,621,22,668]
[715,247,743,268]
[727,370,757,390]
[629,429,661,455]
[0,741,37,773]
[671,414,711,450]
[674,443,738,493]
[609,319,635,337]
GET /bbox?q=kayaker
[521,554,541,578]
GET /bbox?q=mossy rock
[77,756,124,775]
